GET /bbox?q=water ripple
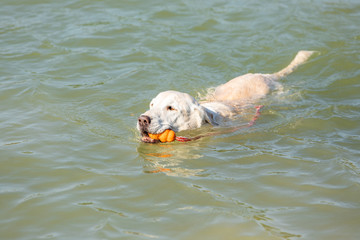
[1,0,360,239]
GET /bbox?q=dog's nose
[138,115,151,128]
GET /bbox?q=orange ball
[148,129,176,143]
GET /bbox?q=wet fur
[137,51,315,139]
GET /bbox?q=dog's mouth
[139,130,160,143]
[139,128,177,143]
[140,129,149,137]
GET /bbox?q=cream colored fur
[138,51,315,134]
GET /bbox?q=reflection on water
[137,142,205,177]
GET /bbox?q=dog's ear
[191,105,218,128]
[203,107,219,126]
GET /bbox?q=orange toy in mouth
[148,129,176,143]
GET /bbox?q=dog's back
[212,51,316,102]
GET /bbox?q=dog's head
[137,91,217,139]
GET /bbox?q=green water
[1,0,359,239]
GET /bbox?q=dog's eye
[167,106,176,111]
[150,103,154,108]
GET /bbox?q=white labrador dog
[138,51,315,142]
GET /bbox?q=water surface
[1,0,360,239]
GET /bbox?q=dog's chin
[141,135,160,143]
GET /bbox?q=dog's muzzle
[138,115,151,136]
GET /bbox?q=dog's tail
[274,50,316,79]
